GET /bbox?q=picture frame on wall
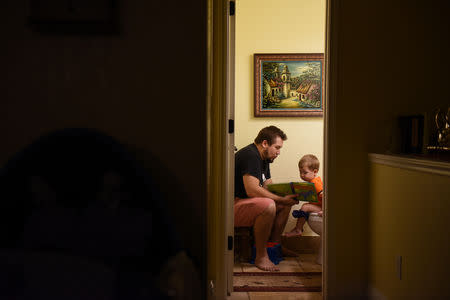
[254,53,324,117]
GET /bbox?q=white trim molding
[368,153,450,177]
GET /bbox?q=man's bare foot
[254,256,280,272]
[282,228,303,237]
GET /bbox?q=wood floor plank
[234,262,243,272]
[296,255,322,272]
[234,274,321,286]
[228,292,250,300]
[241,257,303,272]
[232,253,322,295]
[233,273,321,292]
[248,291,322,300]
[278,257,304,272]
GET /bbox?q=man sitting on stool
[234,126,298,271]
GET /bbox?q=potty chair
[307,212,323,265]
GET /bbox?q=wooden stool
[234,227,254,263]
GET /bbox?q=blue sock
[292,210,309,220]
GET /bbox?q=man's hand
[279,194,299,206]
[243,175,299,206]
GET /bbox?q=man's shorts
[234,197,274,227]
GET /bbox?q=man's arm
[262,178,273,188]
[243,175,298,206]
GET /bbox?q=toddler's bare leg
[283,204,322,237]
[302,203,322,213]
[283,217,305,237]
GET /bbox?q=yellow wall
[326,0,450,297]
[369,163,450,298]
[235,0,326,234]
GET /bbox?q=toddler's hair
[298,154,320,171]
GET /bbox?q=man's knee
[261,199,276,216]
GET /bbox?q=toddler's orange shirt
[310,176,323,206]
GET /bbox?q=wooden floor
[228,292,322,300]
[228,254,322,300]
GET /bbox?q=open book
[266,182,318,203]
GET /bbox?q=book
[266,182,318,203]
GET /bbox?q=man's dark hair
[254,126,287,145]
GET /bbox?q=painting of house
[256,54,323,116]
[297,81,313,101]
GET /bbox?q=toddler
[283,154,323,237]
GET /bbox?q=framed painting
[254,53,324,117]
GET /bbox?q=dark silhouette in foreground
[0,128,200,300]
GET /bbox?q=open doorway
[230,0,327,298]
[205,0,329,298]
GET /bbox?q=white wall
[235,0,326,234]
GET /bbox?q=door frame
[206,0,337,299]
[206,0,233,298]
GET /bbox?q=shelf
[368,153,450,177]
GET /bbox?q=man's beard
[263,149,274,163]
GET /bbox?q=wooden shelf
[368,153,450,177]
